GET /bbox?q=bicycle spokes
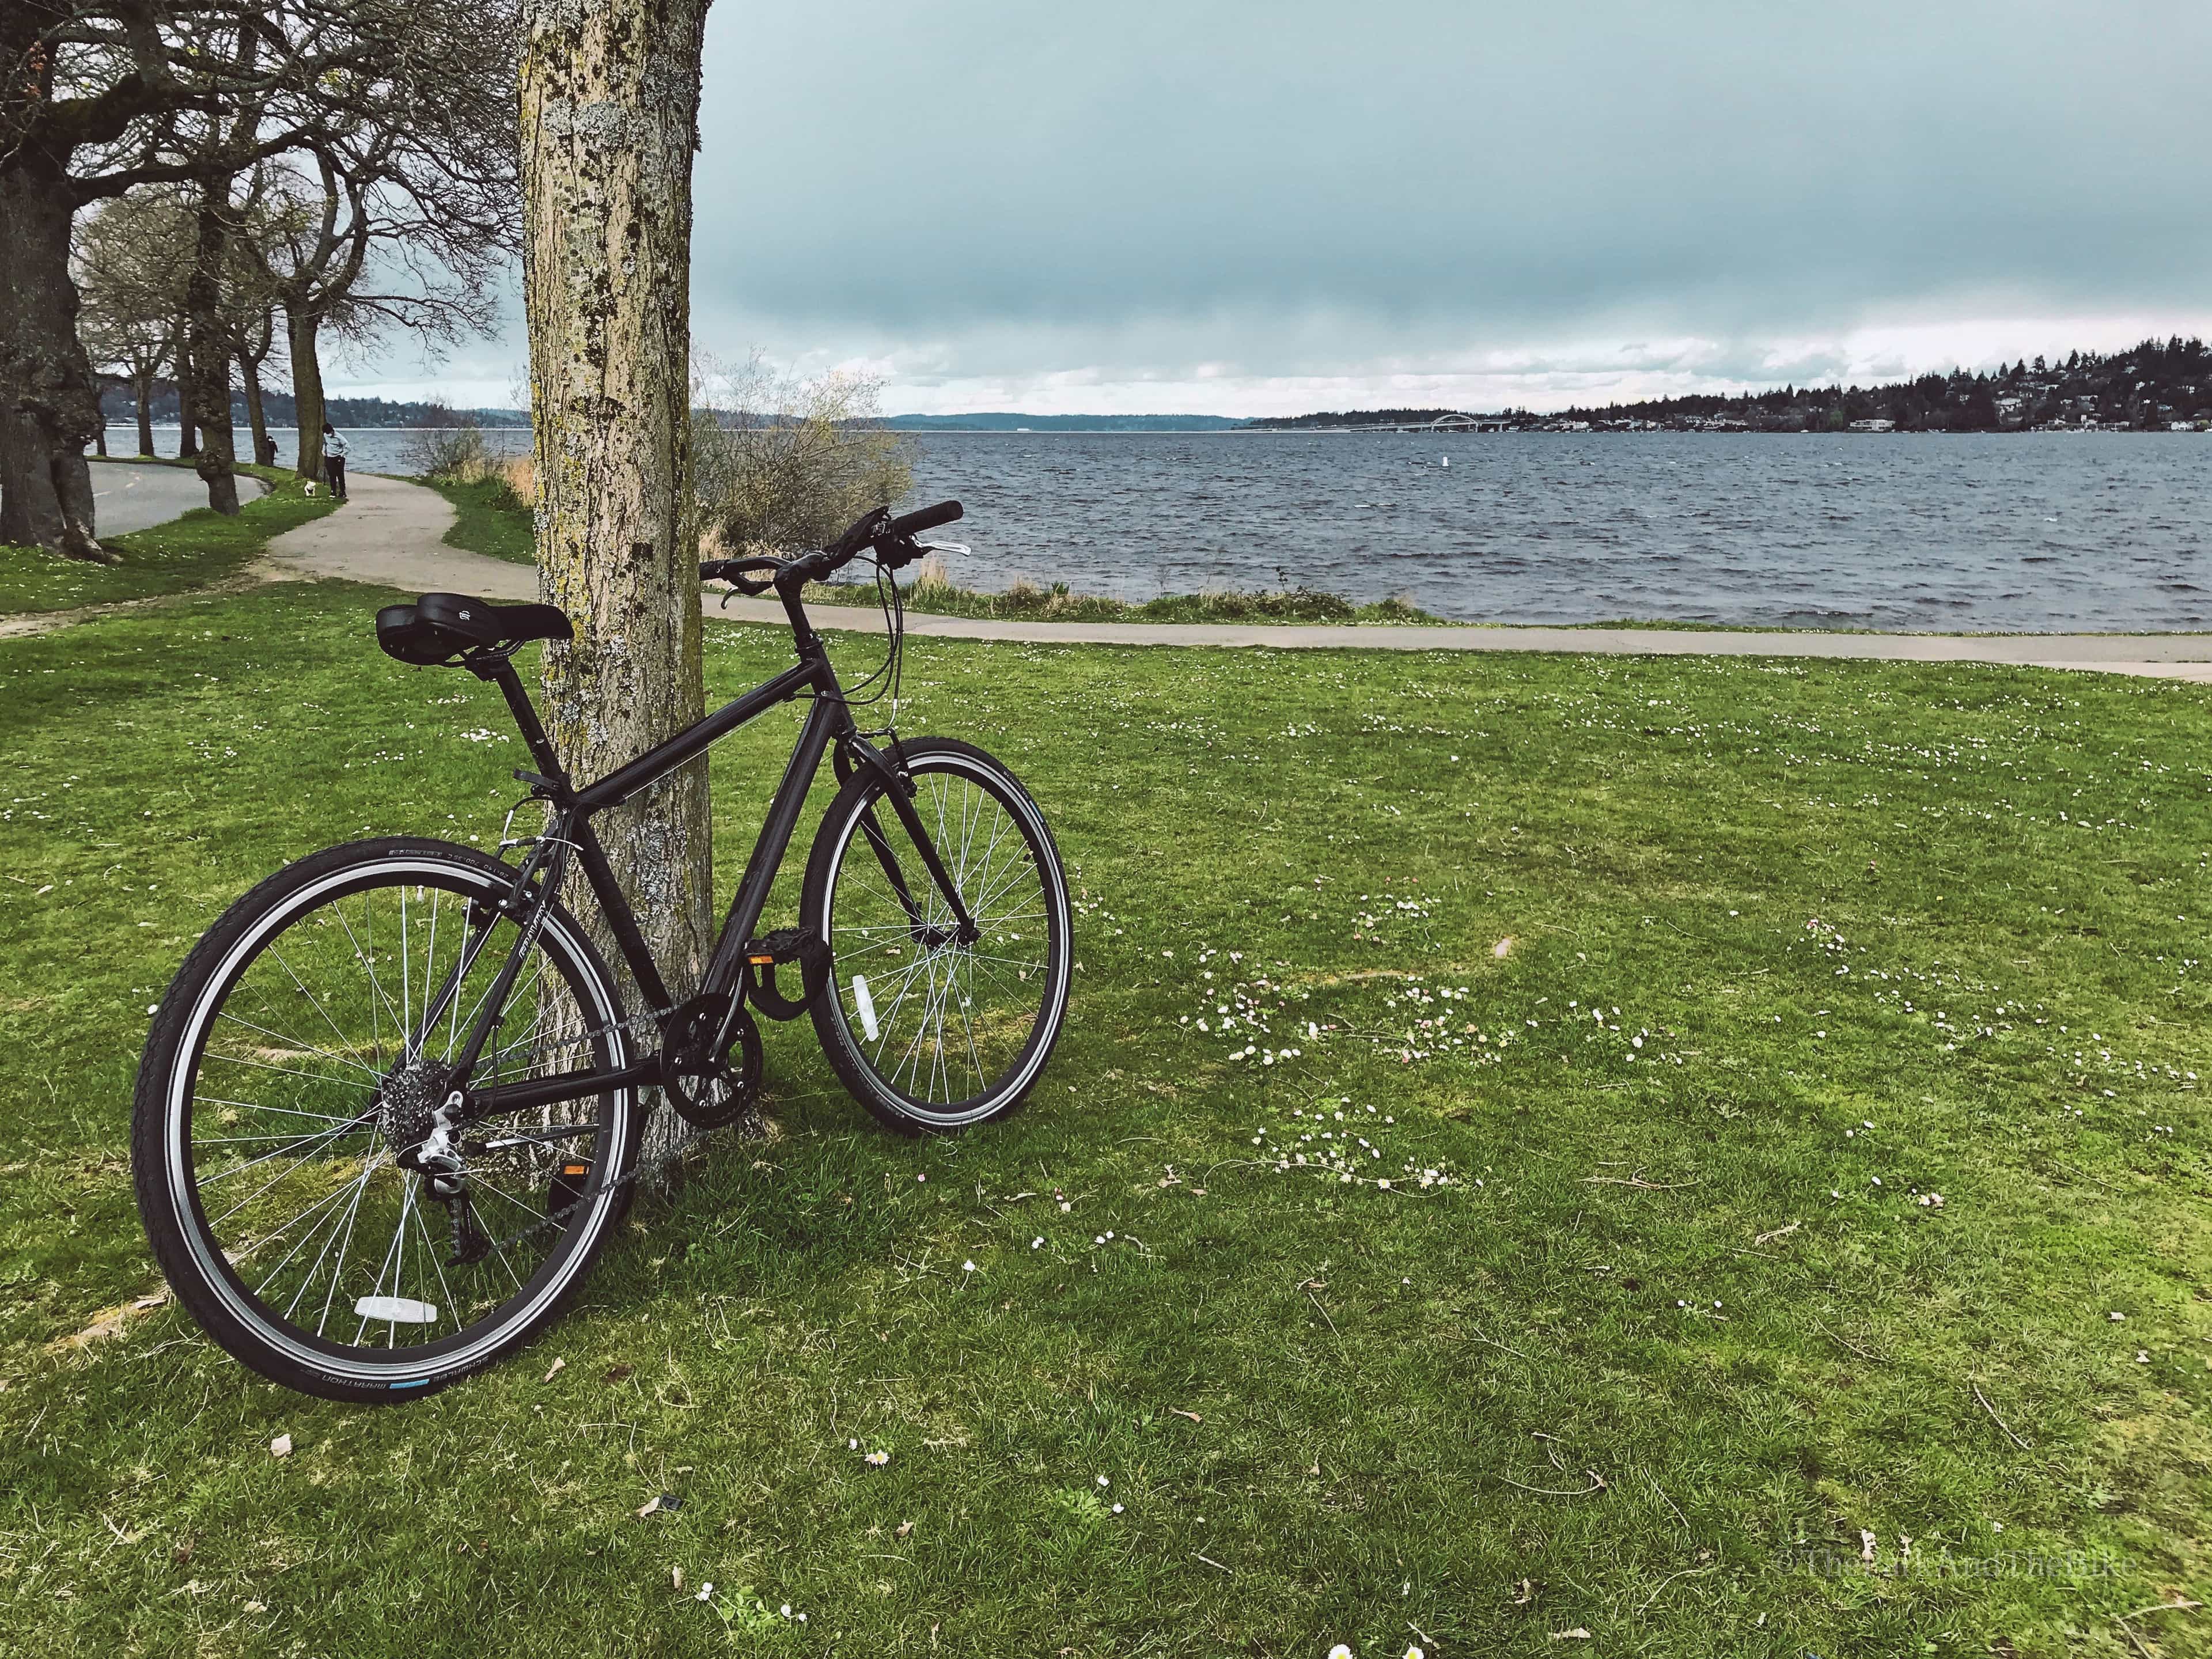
[180,873,625,1353]
[825,765,1056,1109]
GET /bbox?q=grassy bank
[426,472,537,566]
[425,472,1440,622]
[3,585,2207,1656]
[0,461,329,616]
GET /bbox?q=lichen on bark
[521,0,719,1164]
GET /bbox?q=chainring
[659,995,763,1129]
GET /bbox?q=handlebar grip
[888,499,963,539]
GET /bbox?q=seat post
[477,657,569,785]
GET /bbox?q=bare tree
[2,1,516,547]
[0,2,380,553]
[175,22,270,515]
[230,301,282,467]
[521,0,717,1161]
[217,167,289,467]
[242,2,521,486]
[692,355,915,558]
[74,188,194,466]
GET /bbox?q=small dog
[304,482,319,497]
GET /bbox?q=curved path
[240,473,2212,684]
[89,458,266,536]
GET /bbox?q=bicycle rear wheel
[803,738,1072,1130]
[131,838,641,1402]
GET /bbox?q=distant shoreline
[101,420,2210,438]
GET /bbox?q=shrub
[690,355,915,556]
[400,407,494,480]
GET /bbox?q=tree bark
[0,153,109,560]
[521,0,719,1161]
[287,309,327,484]
[176,343,199,459]
[239,349,272,469]
[133,372,157,457]
[184,188,241,515]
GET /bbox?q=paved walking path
[32,471,2212,683]
[88,458,266,536]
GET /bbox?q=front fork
[834,735,979,948]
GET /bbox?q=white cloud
[331,3,2212,418]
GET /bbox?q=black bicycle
[131,501,1072,1401]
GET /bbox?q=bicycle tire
[131,837,641,1402]
[802,738,1072,1131]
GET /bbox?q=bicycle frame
[423,597,976,1120]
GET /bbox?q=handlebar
[698,554,783,596]
[699,500,963,596]
[888,499,964,539]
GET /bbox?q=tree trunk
[134,372,156,457]
[287,308,326,484]
[239,348,271,469]
[184,190,241,515]
[0,153,109,560]
[176,350,199,459]
[521,0,719,1161]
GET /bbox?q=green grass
[424,474,537,566]
[0,461,330,615]
[3,584,2210,1656]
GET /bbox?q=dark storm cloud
[694,1,2211,353]
[344,2,2212,407]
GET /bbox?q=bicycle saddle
[377,593,575,665]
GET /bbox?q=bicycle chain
[467,1006,753,1259]
[478,1106,740,1259]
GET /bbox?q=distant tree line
[99,385,528,431]
[1548,338,2212,432]
[2,0,520,559]
[1248,339,2212,434]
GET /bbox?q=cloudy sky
[355,1,2212,416]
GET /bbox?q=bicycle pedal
[547,1160,591,1225]
[742,926,817,967]
[743,928,831,1021]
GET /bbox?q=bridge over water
[1300,413,1519,434]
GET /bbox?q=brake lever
[706,559,782,601]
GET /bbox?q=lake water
[109,425,2211,632]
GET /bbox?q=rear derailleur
[391,1090,493,1267]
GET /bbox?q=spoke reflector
[852,975,880,1041]
[354,1296,439,1324]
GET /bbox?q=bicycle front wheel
[803,738,1072,1130]
[131,838,642,1402]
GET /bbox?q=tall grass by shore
[805,552,1437,624]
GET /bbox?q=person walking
[322,422,350,501]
